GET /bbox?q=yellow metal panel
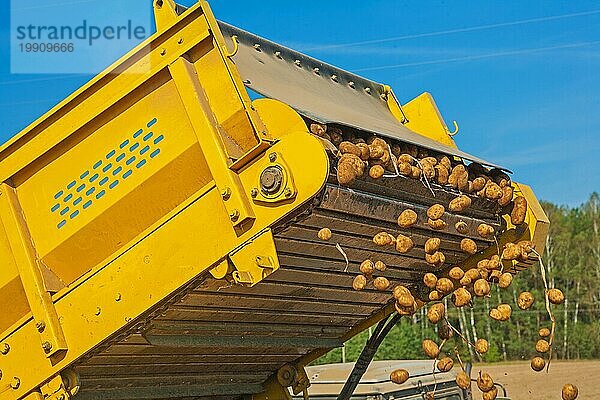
[402,92,458,148]
[0,131,329,400]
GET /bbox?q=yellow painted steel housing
[0,1,548,399]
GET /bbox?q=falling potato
[477,371,495,392]
[502,243,521,260]
[456,371,471,389]
[436,277,454,294]
[548,288,565,305]
[473,279,491,297]
[449,266,465,280]
[452,287,472,307]
[482,386,498,400]
[489,308,503,321]
[437,357,454,372]
[390,369,409,384]
[352,275,367,291]
[498,272,513,288]
[422,339,440,359]
[497,304,512,320]
[517,291,535,310]
[535,339,550,353]
[511,196,528,225]
[393,285,415,307]
[317,227,332,241]
[438,322,454,340]
[539,327,550,337]
[427,303,445,324]
[398,209,418,228]
[562,383,579,400]
[475,338,489,354]
[531,356,545,372]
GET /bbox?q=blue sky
[1,0,598,206]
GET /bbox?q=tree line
[316,193,600,364]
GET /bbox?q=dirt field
[471,360,599,399]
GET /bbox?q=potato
[474,279,491,297]
[398,154,414,165]
[337,161,357,185]
[426,251,446,267]
[359,259,375,275]
[370,137,388,148]
[460,238,478,254]
[489,308,503,321]
[497,304,512,320]
[536,339,550,353]
[511,196,528,225]
[436,277,454,294]
[374,260,386,272]
[423,273,438,289]
[373,232,395,246]
[396,234,414,253]
[472,176,486,192]
[477,371,494,392]
[339,141,362,157]
[465,268,481,281]
[482,386,498,400]
[339,153,366,174]
[353,275,367,291]
[477,223,495,238]
[421,156,437,166]
[477,259,490,270]
[435,164,449,185]
[369,164,385,179]
[488,255,501,270]
[429,290,442,301]
[384,154,398,173]
[437,357,453,372]
[548,288,565,304]
[475,338,489,354]
[368,143,385,159]
[488,270,502,283]
[427,204,445,220]
[449,266,465,280]
[478,268,490,280]
[421,162,435,180]
[459,275,472,286]
[456,371,471,390]
[562,384,579,400]
[374,276,390,291]
[390,369,409,385]
[449,195,472,212]
[427,303,445,324]
[310,123,327,136]
[517,291,534,310]
[484,182,503,200]
[455,221,469,234]
[398,161,413,176]
[452,287,472,307]
[410,166,422,179]
[428,218,447,230]
[439,156,452,170]
[501,243,521,260]
[424,238,441,254]
[393,285,415,307]
[354,142,370,160]
[317,227,332,241]
[498,185,513,206]
[498,272,513,288]
[398,209,418,228]
[422,339,440,359]
[539,327,550,337]
[531,356,546,372]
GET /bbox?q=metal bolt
[95,307,102,316]
[284,188,293,198]
[364,87,372,94]
[115,293,122,302]
[42,341,53,353]
[229,209,240,221]
[160,48,166,56]
[10,377,20,389]
[268,152,277,162]
[221,187,231,200]
[36,321,46,332]
[0,343,9,355]
[57,394,65,400]
[250,188,258,198]
[294,59,301,67]
[177,37,184,44]
[348,81,355,89]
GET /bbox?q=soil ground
[471,360,599,399]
